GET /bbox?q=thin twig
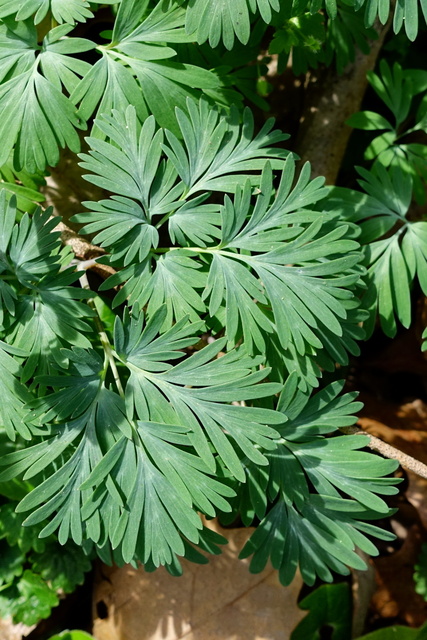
[341,426,427,479]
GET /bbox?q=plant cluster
[347,61,427,203]
[0,0,426,607]
[291,582,427,639]
[0,461,91,625]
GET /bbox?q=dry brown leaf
[92,525,304,640]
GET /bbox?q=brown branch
[351,549,376,639]
[295,17,393,183]
[341,425,427,479]
[53,219,116,280]
[54,219,103,260]
[295,20,427,483]
[41,142,116,280]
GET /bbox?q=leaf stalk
[78,269,125,399]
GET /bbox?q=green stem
[155,189,190,230]
[79,270,125,399]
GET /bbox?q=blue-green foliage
[347,61,427,204]
[322,164,427,338]
[0,97,400,580]
[0,494,91,626]
[0,0,422,590]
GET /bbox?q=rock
[0,618,35,640]
[92,525,304,640]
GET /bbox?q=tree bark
[296,20,393,184]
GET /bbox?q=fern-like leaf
[0,23,94,171]
[238,377,398,585]
[115,306,284,480]
[324,165,427,337]
[185,0,280,49]
[71,1,221,135]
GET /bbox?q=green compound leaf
[185,0,280,49]
[83,428,231,566]
[0,542,26,585]
[0,0,112,24]
[0,22,94,172]
[77,101,365,389]
[347,62,427,203]
[238,378,398,585]
[353,0,427,40]
[115,305,284,479]
[290,582,352,640]
[346,110,393,131]
[0,503,45,553]
[112,250,207,327]
[276,379,398,514]
[0,195,62,288]
[240,493,396,586]
[9,273,95,382]
[76,99,294,330]
[0,352,128,546]
[0,341,35,440]
[322,165,427,338]
[268,0,377,77]
[0,194,97,438]
[358,624,427,639]
[29,541,92,593]
[0,158,45,215]
[287,435,398,512]
[367,60,414,126]
[71,1,221,135]
[0,192,96,384]
[201,164,359,354]
[0,309,283,567]
[0,569,58,626]
[161,98,290,193]
[357,167,427,337]
[322,3,378,76]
